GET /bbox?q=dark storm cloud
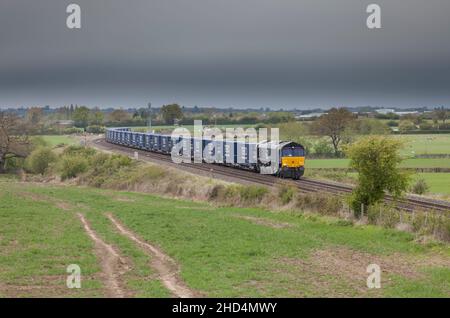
[1,0,449,108]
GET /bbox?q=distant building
[375,109,421,116]
[394,111,419,116]
[375,109,395,115]
[295,112,325,120]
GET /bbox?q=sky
[1,0,449,110]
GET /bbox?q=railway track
[92,138,450,214]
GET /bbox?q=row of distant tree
[22,103,306,130]
[291,107,448,156]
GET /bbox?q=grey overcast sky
[1,0,449,109]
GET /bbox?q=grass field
[394,135,450,155]
[343,172,450,196]
[306,158,450,169]
[306,157,450,196]
[412,173,450,195]
[0,178,449,297]
[39,135,77,147]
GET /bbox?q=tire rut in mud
[106,213,197,298]
[77,213,132,298]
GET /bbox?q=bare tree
[0,112,32,172]
[433,107,448,126]
[311,108,356,156]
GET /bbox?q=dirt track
[106,213,196,298]
[77,213,131,297]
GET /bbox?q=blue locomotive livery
[105,127,305,179]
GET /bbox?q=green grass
[40,135,77,147]
[0,180,103,297]
[306,158,450,169]
[344,172,450,197]
[1,179,448,297]
[395,134,450,155]
[411,173,450,195]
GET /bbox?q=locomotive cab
[279,142,305,180]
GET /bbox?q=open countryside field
[395,135,450,155]
[342,172,450,196]
[0,178,449,297]
[39,135,77,147]
[411,173,450,195]
[306,158,450,169]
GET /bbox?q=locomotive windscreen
[282,147,304,157]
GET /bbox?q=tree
[73,106,90,129]
[133,107,149,120]
[398,120,416,133]
[347,118,390,135]
[311,108,355,156]
[345,136,409,214]
[433,107,448,127]
[161,104,183,124]
[108,109,131,123]
[26,107,44,125]
[89,108,104,125]
[0,112,32,172]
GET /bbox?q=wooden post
[361,203,364,219]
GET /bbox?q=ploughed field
[0,178,449,297]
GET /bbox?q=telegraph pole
[147,102,152,130]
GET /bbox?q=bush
[419,122,433,131]
[86,125,105,134]
[277,182,295,204]
[63,127,84,134]
[209,184,226,200]
[386,120,399,127]
[312,140,334,157]
[221,185,268,204]
[62,145,96,158]
[5,157,25,172]
[25,147,57,174]
[59,156,88,180]
[295,192,343,215]
[238,185,268,203]
[79,153,133,187]
[345,136,409,216]
[30,136,49,148]
[398,120,416,133]
[410,179,429,195]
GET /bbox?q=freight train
[105,127,305,179]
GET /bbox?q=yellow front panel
[281,156,305,168]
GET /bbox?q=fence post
[379,206,382,224]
